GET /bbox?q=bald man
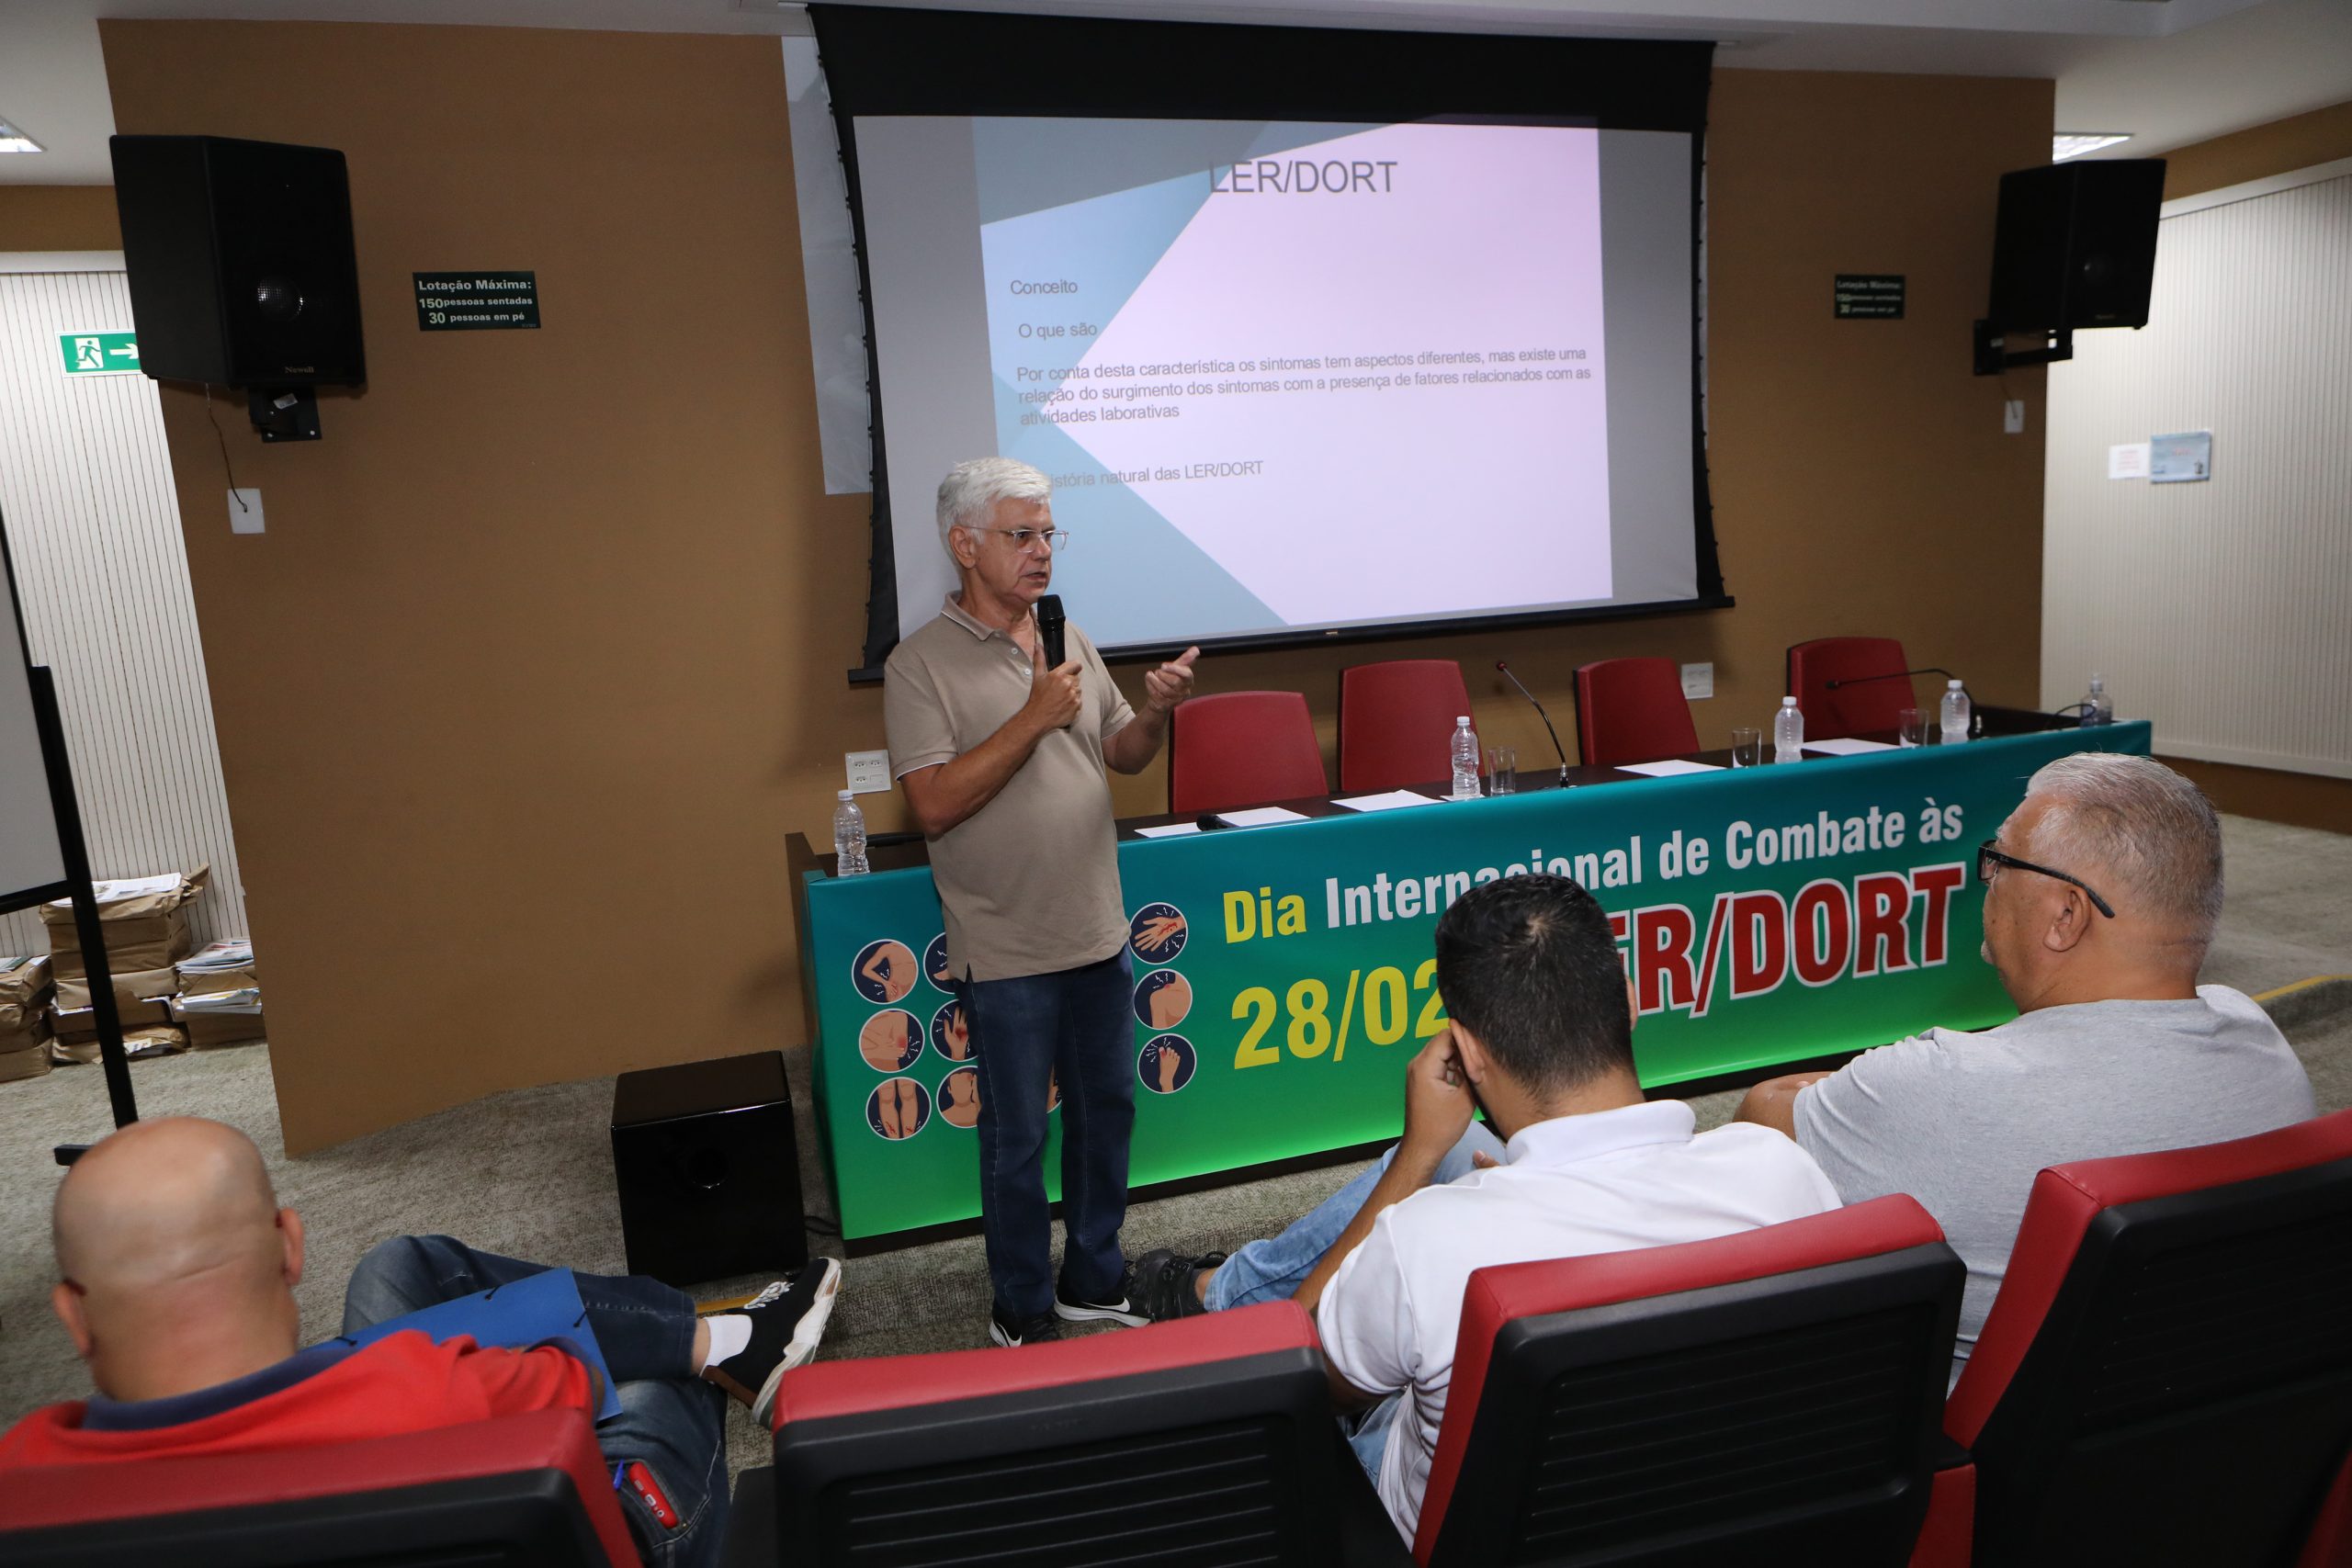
[1,1119,842,1568]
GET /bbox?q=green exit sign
[60,332,141,375]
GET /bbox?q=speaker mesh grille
[823,1416,1294,1567]
[2073,1210,2352,1431]
[1510,1307,1927,1559]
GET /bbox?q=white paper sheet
[1216,806,1311,827]
[1801,738,1896,756]
[1331,790,1444,813]
[1134,822,1203,839]
[1616,759,1724,778]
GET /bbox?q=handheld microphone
[1036,595,1066,668]
[1495,660,1572,784]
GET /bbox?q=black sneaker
[1129,1247,1226,1324]
[1054,1260,1155,1327]
[706,1258,842,1426]
[989,1303,1064,1348]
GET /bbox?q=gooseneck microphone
[1036,594,1066,668]
[1826,666,1956,691]
[1495,660,1572,783]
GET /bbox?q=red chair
[1939,1109,2352,1568]
[1415,1195,1969,1567]
[0,1408,639,1566]
[1788,636,1912,741]
[1169,691,1329,816]
[1571,657,1701,767]
[766,1301,1411,1566]
[1339,659,1473,792]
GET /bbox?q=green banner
[805,723,2151,1240]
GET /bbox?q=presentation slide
[860,117,1698,654]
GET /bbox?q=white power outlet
[228,489,265,534]
[2003,400,2026,434]
[845,750,891,795]
[1679,662,1714,701]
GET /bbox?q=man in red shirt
[1,1118,841,1568]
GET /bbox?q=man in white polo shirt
[1133,874,1841,1541]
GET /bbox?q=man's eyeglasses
[965,525,1070,553]
[1975,840,2116,919]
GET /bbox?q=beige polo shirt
[883,595,1136,983]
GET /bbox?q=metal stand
[28,666,137,1163]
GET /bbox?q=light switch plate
[2003,400,2025,434]
[229,489,265,534]
[845,750,891,795]
[1679,661,1714,700]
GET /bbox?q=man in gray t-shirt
[1738,753,2314,1375]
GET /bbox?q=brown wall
[2164,98,2352,200]
[0,186,121,252]
[101,20,2053,1151]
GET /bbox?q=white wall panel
[0,265,250,957]
[2042,166,2352,780]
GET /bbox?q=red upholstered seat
[1787,636,1913,740]
[1338,659,1473,792]
[0,1407,639,1568]
[1415,1194,1968,1568]
[771,1301,1410,1566]
[1168,690,1329,816]
[1942,1108,2352,1568]
[1571,657,1702,767]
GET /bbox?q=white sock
[699,1314,752,1371]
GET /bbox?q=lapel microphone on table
[1495,660,1573,784]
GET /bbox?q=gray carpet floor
[4,812,2346,1479]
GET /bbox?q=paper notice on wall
[2108,442,2151,479]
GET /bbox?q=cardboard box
[49,914,196,981]
[51,998,175,1037]
[40,866,210,927]
[1,997,53,1034]
[176,940,257,997]
[0,1043,52,1084]
[1,954,51,1006]
[50,1024,184,1066]
[57,968,178,1012]
[42,868,208,980]
[183,1012,266,1049]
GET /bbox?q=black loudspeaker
[611,1051,808,1288]
[108,135,366,389]
[1987,159,2166,331]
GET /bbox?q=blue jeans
[1202,1121,1506,1490]
[343,1235,728,1568]
[960,950,1136,1320]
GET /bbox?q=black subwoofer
[611,1051,808,1289]
[108,134,367,388]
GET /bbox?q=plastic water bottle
[1939,680,1973,745]
[1772,697,1804,764]
[1450,716,1480,801]
[832,790,869,875]
[2081,673,2113,727]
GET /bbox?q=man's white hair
[2023,752,2223,949]
[935,457,1051,559]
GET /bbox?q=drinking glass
[1485,746,1517,795]
[1897,707,1928,748]
[1729,728,1762,768]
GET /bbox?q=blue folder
[335,1267,622,1422]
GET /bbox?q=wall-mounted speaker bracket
[1973,320,2073,377]
[248,386,321,442]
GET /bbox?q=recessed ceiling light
[0,115,43,154]
[2053,132,2132,163]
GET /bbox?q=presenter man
[885,457,1199,1348]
